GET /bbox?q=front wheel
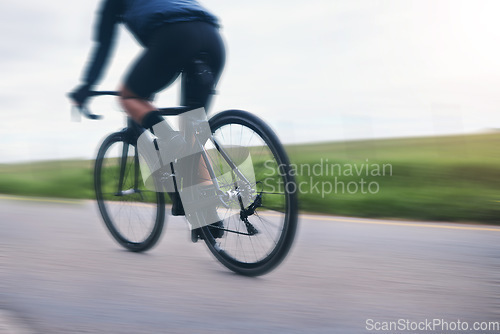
[200,110,298,276]
[94,131,165,252]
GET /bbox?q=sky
[1,0,500,163]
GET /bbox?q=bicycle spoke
[199,112,297,275]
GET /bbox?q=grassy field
[286,132,500,223]
[1,132,499,224]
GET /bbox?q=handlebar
[69,90,196,121]
[69,91,119,120]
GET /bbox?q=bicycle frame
[173,116,255,214]
[111,107,254,213]
[88,90,298,274]
[114,118,143,196]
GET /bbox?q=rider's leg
[179,24,225,187]
[177,24,225,238]
[119,21,225,220]
[118,85,153,124]
[119,85,186,216]
[119,24,195,216]
[119,84,185,170]
[119,84,179,137]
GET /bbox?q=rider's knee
[119,85,136,101]
[119,85,153,105]
[119,86,140,111]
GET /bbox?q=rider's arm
[83,0,123,86]
[72,0,123,104]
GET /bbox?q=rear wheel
[94,131,165,252]
[200,110,298,276]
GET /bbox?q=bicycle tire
[94,131,165,252]
[200,110,298,276]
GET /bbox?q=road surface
[1,196,499,333]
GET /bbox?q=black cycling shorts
[125,21,225,108]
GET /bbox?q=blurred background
[1,0,500,222]
[2,0,500,160]
[1,1,500,333]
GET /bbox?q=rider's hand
[69,84,91,106]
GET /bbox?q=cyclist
[70,0,225,237]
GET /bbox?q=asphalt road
[1,196,499,333]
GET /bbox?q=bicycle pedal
[191,228,202,243]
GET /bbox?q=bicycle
[75,86,298,276]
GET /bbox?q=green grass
[1,132,499,223]
[0,160,95,199]
[285,132,500,223]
